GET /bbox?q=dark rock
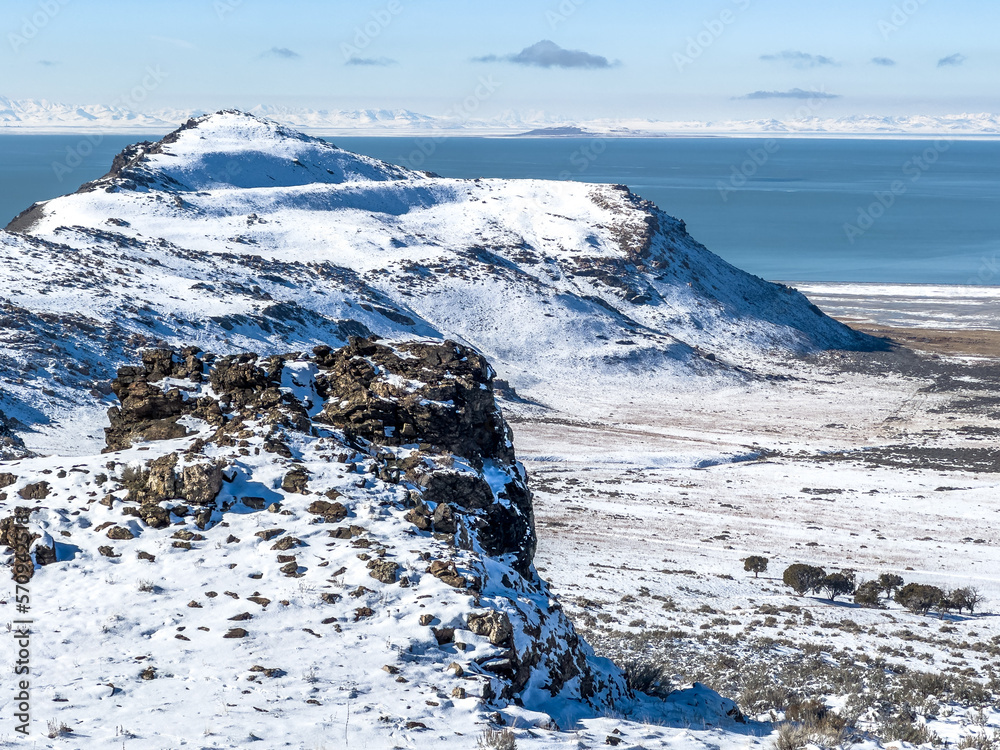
[468,610,514,647]
[271,536,302,551]
[255,528,285,541]
[420,472,494,511]
[404,503,432,531]
[306,500,348,522]
[106,526,135,540]
[18,482,50,500]
[315,339,514,463]
[431,627,455,645]
[478,480,536,576]
[367,560,399,584]
[34,540,57,566]
[430,502,457,534]
[329,525,366,539]
[139,504,171,529]
[182,462,223,505]
[427,560,467,589]
[281,468,309,494]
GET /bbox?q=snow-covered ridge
[0,110,879,454]
[2,96,999,137]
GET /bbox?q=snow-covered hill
[0,110,877,454]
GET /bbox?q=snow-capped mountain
[2,96,999,137]
[1,110,876,455]
[0,95,187,132]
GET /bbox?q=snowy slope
[0,339,748,748]
[0,111,877,454]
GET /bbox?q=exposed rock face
[105,347,220,452]
[314,338,515,465]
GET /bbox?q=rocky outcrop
[86,338,621,710]
[105,347,220,452]
[314,338,514,465]
[0,408,30,460]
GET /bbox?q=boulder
[427,560,467,589]
[468,610,514,647]
[306,500,348,522]
[430,502,457,534]
[18,481,50,500]
[182,462,223,505]
[281,468,309,494]
[138,504,171,529]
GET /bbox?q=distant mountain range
[2,96,999,137]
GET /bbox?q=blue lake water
[2,134,998,284]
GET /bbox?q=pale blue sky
[3,0,997,120]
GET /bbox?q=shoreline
[836,319,1000,358]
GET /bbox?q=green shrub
[744,556,769,578]
[820,572,856,601]
[783,564,826,596]
[895,583,945,615]
[854,581,883,608]
[878,573,905,599]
